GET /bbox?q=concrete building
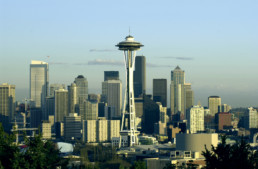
[102,80,122,117]
[64,113,82,140]
[49,84,65,97]
[186,105,204,134]
[83,120,120,143]
[245,107,258,129]
[157,102,167,124]
[30,60,49,108]
[215,112,232,131]
[184,83,194,111]
[74,75,88,115]
[41,121,51,139]
[153,79,167,107]
[208,96,221,116]
[104,71,119,81]
[170,66,186,120]
[176,133,219,157]
[0,83,15,130]
[134,56,146,98]
[68,83,77,114]
[167,125,181,142]
[82,100,98,120]
[218,104,231,113]
[154,121,167,136]
[54,89,68,123]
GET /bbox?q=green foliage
[0,123,68,169]
[131,160,146,169]
[202,135,257,169]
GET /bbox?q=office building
[218,104,231,113]
[82,100,98,120]
[208,96,221,116]
[64,113,82,140]
[245,107,258,129]
[186,105,204,133]
[142,95,160,134]
[215,112,232,131]
[30,60,49,108]
[134,56,146,97]
[68,83,77,113]
[0,83,15,130]
[184,83,194,110]
[104,71,119,81]
[54,89,68,123]
[45,96,54,117]
[157,102,167,123]
[50,84,65,97]
[74,75,88,115]
[170,66,186,120]
[83,119,120,143]
[153,79,167,107]
[41,121,51,139]
[102,80,122,117]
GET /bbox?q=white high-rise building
[245,107,258,129]
[50,84,65,97]
[186,105,204,133]
[102,80,122,118]
[30,60,49,108]
[83,120,120,143]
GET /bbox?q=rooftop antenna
[129,27,131,36]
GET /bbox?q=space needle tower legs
[116,35,143,147]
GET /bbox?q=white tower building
[116,35,143,147]
[186,105,205,133]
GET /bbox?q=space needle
[116,34,143,147]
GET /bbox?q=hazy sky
[0,0,257,107]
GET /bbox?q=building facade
[30,60,49,108]
[208,96,221,116]
[134,56,146,98]
[153,79,167,107]
[102,80,122,117]
[186,105,204,134]
[54,89,68,123]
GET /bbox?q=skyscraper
[102,80,122,118]
[68,83,77,113]
[184,83,194,110]
[208,96,221,116]
[82,100,98,120]
[104,71,119,81]
[50,84,65,97]
[74,75,88,115]
[153,79,167,107]
[54,89,68,123]
[170,66,190,120]
[30,60,49,108]
[0,83,15,130]
[134,56,146,98]
[64,113,82,140]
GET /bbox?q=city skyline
[1,1,258,107]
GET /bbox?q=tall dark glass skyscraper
[153,79,167,107]
[134,56,146,98]
[104,71,119,81]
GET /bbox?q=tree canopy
[202,135,257,169]
[0,123,68,169]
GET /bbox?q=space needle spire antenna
[116,34,143,147]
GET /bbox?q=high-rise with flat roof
[104,71,119,81]
[153,79,167,107]
[102,80,122,117]
[0,83,15,130]
[134,56,146,98]
[208,96,221,116]
[30,60,49,108]
[54,89,68,123]
[64,113,82,140]
[186,105,204,133]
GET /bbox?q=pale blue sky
[0,0,258,107]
